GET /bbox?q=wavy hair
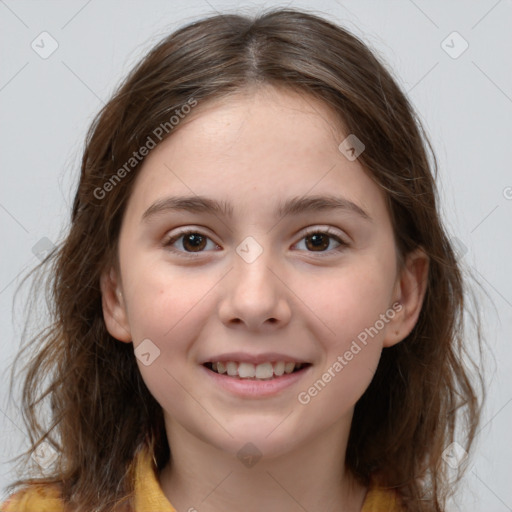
[5,8,484,512]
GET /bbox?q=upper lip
[200,352,311,365]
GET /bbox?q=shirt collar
[133,446,176,512]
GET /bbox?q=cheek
[121,258,218,342]
[125,266,223,431]
[296,265,391,419]
[307,257,397,348]
[135,356,225,444]
[296,345,380,433]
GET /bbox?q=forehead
[123,85,388,225]
[176,85,347,153]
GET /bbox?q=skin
[101,85,429,512]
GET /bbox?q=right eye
[163,229,220,256]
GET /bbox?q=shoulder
[1,484,66,512]
[362,485,404,512]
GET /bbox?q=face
[101,86,426,460]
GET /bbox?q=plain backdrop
[1,1,511,510]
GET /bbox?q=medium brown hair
[5,8,484,511]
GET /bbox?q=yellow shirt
[1,448,402,511]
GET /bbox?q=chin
[215,426,306,462]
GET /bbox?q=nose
[217,249,292,332]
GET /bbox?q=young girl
[1,8,483,512]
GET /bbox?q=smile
[201,360,312,398]
[204,361,310,380]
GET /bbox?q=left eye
[294,229,346,253]
[164,228,347,256]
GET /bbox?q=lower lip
[201,364,312,398]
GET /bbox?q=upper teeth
[210,361,304,379]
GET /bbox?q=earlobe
[383,248,429,348]
[99,266,132,343]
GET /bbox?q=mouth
[203,361,312,380]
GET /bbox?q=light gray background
[1,1,511,510]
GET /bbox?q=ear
[383,247,429,348]
[99,266,132,343]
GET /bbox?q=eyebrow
[141,194,371,222]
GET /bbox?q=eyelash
[163,227,348,258]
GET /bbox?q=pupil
[184,234,206,251]
[307,234,328,251]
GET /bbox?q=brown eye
[181,233,207,252]
[305,233,331,251]
[164,230,218,255]
[294,228,347,256]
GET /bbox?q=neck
[158,415,368,512]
